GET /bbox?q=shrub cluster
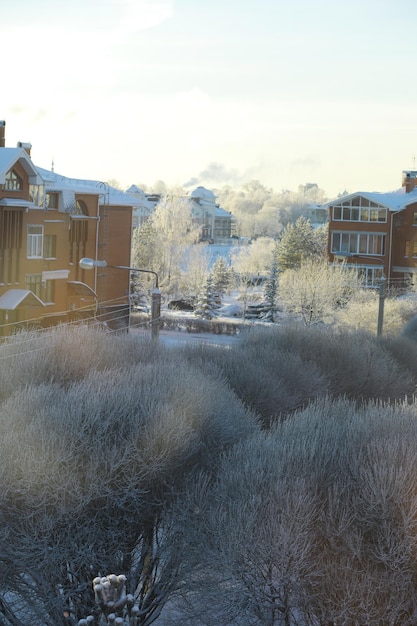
[179,323,416,425]
[1,323,417,624]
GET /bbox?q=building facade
[326,171,417,287]
[0,122,136,335]
[189,186,234,243]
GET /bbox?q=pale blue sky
[3,0,417,196]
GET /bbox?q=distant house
[129,184,235,243]
[325,170,417,287]
[189,186,234,243]
[0,121,137,335]
[126,185,160,228]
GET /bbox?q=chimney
[0,121,5,148]
[402,170,417,193]
[17,141,32,157]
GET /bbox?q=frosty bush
[0,326,258,624]
[180,336,329,426]
[336,291,416,335]
[169,397,417,625]
[179,322,415,427]
[0,325,165,400]
[237,324,415,404]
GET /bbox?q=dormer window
[75,199,89,216]
[5,169,23,191]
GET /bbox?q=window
[332,197,387,223]
[44,280,55,303]
[413,242,417,258]
[75,199,88,216]
[413,211,417,225]
[4,169,23,191]
[355,265,384,288]
[44,234,56,259]
[46,192,59,209]
[25,274,54,303]
[27,225,43,258]
[26,274,42,298]
[331,231,385,256]
[29,184,45,207]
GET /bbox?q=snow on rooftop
[35,166,146,208]
[323,188,417,212]
[190,186,216,201]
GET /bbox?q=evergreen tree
[276,217,327,271]
[194,275,219,319]
[130,220,159,303]
[262,254,279,321]
[210,256,231,303]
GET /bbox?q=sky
[3,0,417,198]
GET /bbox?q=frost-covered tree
[276,217,327,271]
[262,254,279,321]
[279,258,363,326]
[216,182,327,238]
[178,243,210,300]
[131,219,158,287]
[210,256,231,301]
[131,192,200,292]
[194,275,219,319]
[230,237,276,280]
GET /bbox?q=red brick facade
[0,129,134,335]
[326,172,417,287]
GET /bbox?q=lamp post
[334,252,385,337]
[79,258,161,339]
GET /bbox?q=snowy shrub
[169,397,417,625]
[0,325,165,399]
[379,334,417,382]
[238,324,415,403]
[336,293,416,335]
[0,327,258,624]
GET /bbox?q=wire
[0,296,158,359]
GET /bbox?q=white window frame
[344,263,384,288]
[27,225,44,259]
[333,198,387,223]
[331,231,385,256]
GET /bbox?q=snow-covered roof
[323,188,417,212]
[214,206,231,217]
[0,289,45,310]
[191,186,216,202]
[0,148,43,185]
[0,197,37,208]
[126,184,146,198]
[35,166,145,209]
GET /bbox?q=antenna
[412,154,416,170]
[51,157,54,172]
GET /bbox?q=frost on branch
[78,575,140,625]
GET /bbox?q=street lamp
[79,258,161,339]
[334,252,385,337]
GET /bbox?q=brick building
[326,171,417,287]
[0,121,137,335]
